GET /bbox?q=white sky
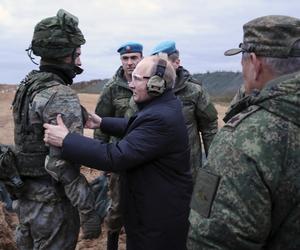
[0,0,299,84]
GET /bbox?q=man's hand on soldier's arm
[44,113,102,147]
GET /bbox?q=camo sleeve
[42,85,83,133]
[225,84,246,116]
[188,136,271,249]
[30,83,82,180]
[188,108,293,250]
[194,86,218,155]
[94,84,114,142]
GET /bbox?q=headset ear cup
[146,76,166,96]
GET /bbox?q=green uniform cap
[225,15,300,58]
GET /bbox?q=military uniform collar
[172,66,190,93]
[114,66,131,90]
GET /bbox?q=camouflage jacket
[174,67,218,180]
[188,71,300,250]
[225,84,246,118]
[12,69,83,200]
[94,66,132,142]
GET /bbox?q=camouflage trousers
[15,179,80,250]
[105,173,123,232]
[45,156,96,216]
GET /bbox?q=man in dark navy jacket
[44,54,193,250]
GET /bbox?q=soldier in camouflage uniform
[188,15,300,250]
[94,42,143,250]
[151,41,218,181]
[11,9,101,249]
[225,83,246,117]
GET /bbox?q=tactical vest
[12,70,63,177]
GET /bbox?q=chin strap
[74,65,83,75]
[71,48,84,75]
[25,45,39,65]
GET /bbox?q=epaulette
[104,78,114,88]
[225,105,260,128]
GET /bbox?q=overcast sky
[1,0,299,84]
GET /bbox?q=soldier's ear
[249,53,262,81]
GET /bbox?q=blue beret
[117,42,143,55]
[151,40,177,55]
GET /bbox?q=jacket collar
[224,71,300,126]
[113,66,131,90]
[173,66,190,93]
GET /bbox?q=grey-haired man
[188,15,300,250]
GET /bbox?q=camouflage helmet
[31,9,85,59]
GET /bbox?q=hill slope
[71,71,243,100]
[1,71,243,101]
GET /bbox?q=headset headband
[155,59,167,78]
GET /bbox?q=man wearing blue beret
[151,41,218,182]
[94,41,143,250]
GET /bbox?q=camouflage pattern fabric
[173,67,218,181]
[0,181,13,211]
[225,15,300,58]
[94,66,132,232]
[104,173,123,232]
[225,84,246,118]
[188,71,300,250]
[94,66,132,142]
[12,69,98,248]
[15,188,80,250]
[0,144,24,189]
[31,9,85,59]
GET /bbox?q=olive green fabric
[31,9,85,59]
[94,66,132,232]
[225,15,300,57]
[0,144,20,184]
[173,67,218,181]
[12,69,100,247]
[12,70,62,177]
[188,71,300,250]
[94,66,132,142]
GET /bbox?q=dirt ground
[0,90,228,250]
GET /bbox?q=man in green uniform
[151,41,218,180]
[94,42,143,250]
[188,15,300,250]
[11,9,101,249]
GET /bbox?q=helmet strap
[25,45,38,65]
[71,48,84,75]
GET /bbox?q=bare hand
[84,113,102,129]
[43,114,69,147]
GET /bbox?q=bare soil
[0,90,228,250]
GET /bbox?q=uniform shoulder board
[104,79,113,88]
[225,105,260,128]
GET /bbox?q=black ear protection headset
[146,59,167,96]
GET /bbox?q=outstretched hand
[85,113,102,129]
[43,114,69,147]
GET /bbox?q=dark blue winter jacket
[62,90,193,250]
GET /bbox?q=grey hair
[262,46,300,76]
[243,40,300,76]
